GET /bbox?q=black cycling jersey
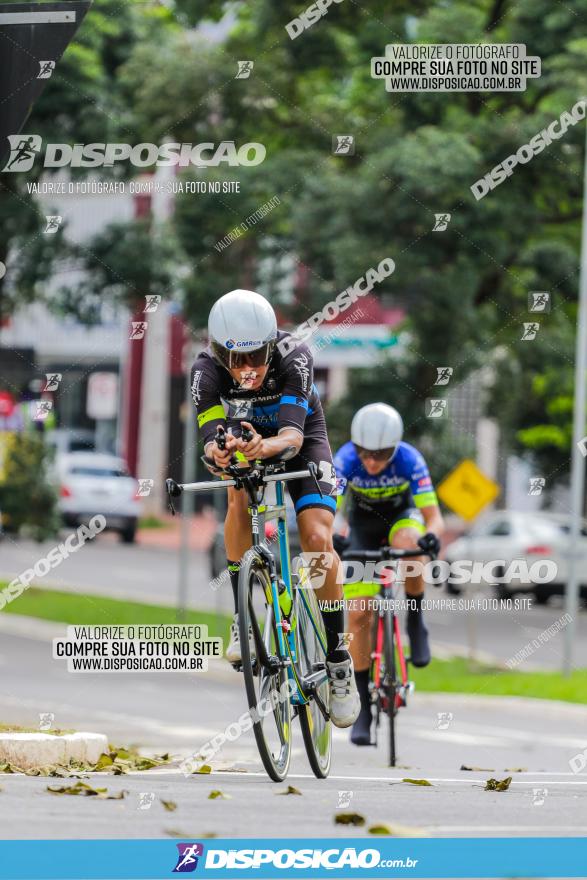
[190,332,337,515]
[191,331,326,446]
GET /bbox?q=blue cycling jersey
[333,440,438,518]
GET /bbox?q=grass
[416,656,587,704]
[0,585,231,642]
[2,584,587,705]
[138,516,168,529]
[0,724,74,735]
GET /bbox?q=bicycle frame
[341,544,434,718]
[372,577,410,709]
[167,463,329,711]
[262,479,328,708]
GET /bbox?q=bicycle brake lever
[215,424,241,467]
[215,425,227,450]
[165,478,182,516]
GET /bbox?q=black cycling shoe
[350,706,372,746]
[407,612,431,668]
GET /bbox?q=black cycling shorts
[348,506,425,551]
[343,507,425,599]
[286,436,337,516]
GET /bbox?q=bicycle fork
[372,596,411,711]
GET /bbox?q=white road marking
[0,693,218,741]
[405,719,587,750]
[429,826,587,834]
[105,768,587,786]
[408,729,511,747]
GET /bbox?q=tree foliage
[0,434,60,541]
[4,0,587,477]
[0,0,177,318]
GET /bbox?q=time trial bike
[166,429,332,782]
[339,543,437,767]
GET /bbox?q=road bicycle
[166,429,331,782]
[339,543,437,767]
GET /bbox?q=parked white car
[57,453,141,543]
[443,510,587,602]
[46,428,96,457]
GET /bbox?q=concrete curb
[0,731,108,769]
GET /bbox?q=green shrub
[0,434,60,541]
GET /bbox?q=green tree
[0,434,60,541]
[5,0,585,484]
[117,0,587,465]
[0,0,177,319]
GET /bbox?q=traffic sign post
[564,116,587,677]
[86,372,118,421]
[87,372,119,453]
[437,459,500,521]
[437,459,501,665]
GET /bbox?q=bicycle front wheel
[383,610,397,767]
[238,551,292,782]
[295,585,332,779]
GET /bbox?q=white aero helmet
[351,403,403,456]
[208,289,277,370]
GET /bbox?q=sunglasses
[212,341,274,370]
[354,444,396,462]
[229,349,270,368]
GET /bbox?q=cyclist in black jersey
[191,289,360,729]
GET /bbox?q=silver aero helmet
[208,289,277,370]
[351,403,403,459]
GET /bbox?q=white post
[563,116,587,675]
[177,340,198,620]
[136,163,174,515]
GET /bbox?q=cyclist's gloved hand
[333,533,350,555]
[208,431,237,469]
[238,421,264,460]
[417,532,440,558]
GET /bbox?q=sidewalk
[137,510,217,552]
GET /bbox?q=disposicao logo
[2,136,266,172]
[173,843,204,872]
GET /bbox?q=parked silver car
[444,510,587,602]
[57,452,141,543]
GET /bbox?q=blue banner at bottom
[0,837,586,879]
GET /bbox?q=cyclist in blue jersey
[333,403,444,745]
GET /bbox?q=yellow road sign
[437,458,500,521]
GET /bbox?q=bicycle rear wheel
[295,585,332,778]
[383,610,398,767]
[238,551,292,782]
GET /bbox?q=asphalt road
[0,530,216,611]
[1,533,587,670]
[0,622,586,839]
